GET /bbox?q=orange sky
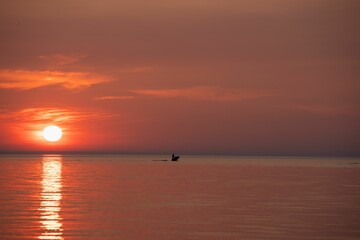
[0,0,359,155]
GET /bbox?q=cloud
[116,66,154,74]
[130,86,274,102]
[292,104,355,116]
[0,69,111,90]
[94,96,136,100]
[0,107,117,143]
[0,107,113,124]
[0,107,116,139]
[39,54,87,66]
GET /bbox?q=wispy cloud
[39,54,87,66]
[0,69,111,90]
[94,96,136,100]
[292,104,355,116]
[130,86,275,102]
[0,107,116,142]
[116,66,154,74]
[0,107,113,124]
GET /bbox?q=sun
[42,125,62,142]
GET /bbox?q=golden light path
[39,156,63,240]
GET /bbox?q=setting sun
[42,125,62,142]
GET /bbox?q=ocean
[0,155,359,239]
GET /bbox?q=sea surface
[0,155,359,240]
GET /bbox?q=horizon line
[0,151,359,158]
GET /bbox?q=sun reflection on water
[39,155,63,240]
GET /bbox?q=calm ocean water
[0,155,359,240]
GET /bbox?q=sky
[0,0,359,156]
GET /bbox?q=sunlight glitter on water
[38,156,63,240]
